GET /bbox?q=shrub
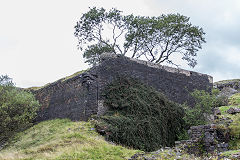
[183,89,221,129]
[0,75,39,143]
[95,77,185,152]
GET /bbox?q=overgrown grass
[221,149,240,159]
[218,106,240,151]
[219,93,240,115]
[0,119,139,160]
[217,93,240,157]
[219,106,240,115]
[229,93,240,106]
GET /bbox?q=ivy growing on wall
[95,77,185,151]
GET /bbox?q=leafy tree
[183,89,223,129]
[0,75,13,86]
[0,75,39,144]
[74,7,206,67]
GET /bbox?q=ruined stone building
[34,54,213,122]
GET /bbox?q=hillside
[0,119,139,160]
[0,119,225,160]
[1,77,240,159]
[26,69,89,91]
[217,93,240,159]
[0,119,211,160]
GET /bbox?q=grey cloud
[195,45,240,81]
[146,0,240,81]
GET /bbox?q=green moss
[96,77,185,152]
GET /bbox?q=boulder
[219,87,238,98]
[226,107,240,114]
[232,152,240,159]
[214,108,221,115]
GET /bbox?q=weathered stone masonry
[175,124,229,155]
[34,54,213,122]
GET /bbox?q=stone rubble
[226,107,240,114]
[176,124,229,155]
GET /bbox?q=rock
[0,140,7,151]
[214,108,221,115]
[129,153,144,160]
[232,152,240,159]
[226,107,240,114]
[219,87,238,98]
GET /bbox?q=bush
[95,77,185,152]
[183,89,221,129]
[0,75,39,143]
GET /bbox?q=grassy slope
[0,118,213,160]
[214,79,240,85]
[26,69,89,91]
[0,119,138,160]
[218,93,240,158]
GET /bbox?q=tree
[74,7,206,67]
[0,75,39,143]
[0,75,13,86]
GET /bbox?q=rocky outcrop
[34,54,213,122]
[214,79,240,91]
[214,79,240,97]
[226,107,240,114]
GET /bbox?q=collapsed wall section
[34,54,213,122]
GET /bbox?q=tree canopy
[74,7,206,67]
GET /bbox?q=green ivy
[95,77,185,151]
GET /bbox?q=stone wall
[34,54,213,122]
[35,73,98,121]
[175,124,229,155]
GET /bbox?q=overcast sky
[1,0,240,88]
